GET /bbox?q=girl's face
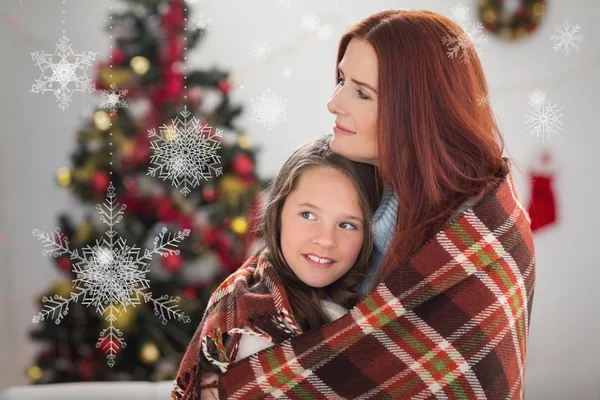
[280,166,365,288]
[327,38,379,166]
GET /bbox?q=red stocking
[527,148,557,232]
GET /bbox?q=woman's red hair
[335,10,509,284]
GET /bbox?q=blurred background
[0,0,598,398]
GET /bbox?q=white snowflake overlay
[30,32,96,111]
[524,88,564,143]
[251,89,288,131]
[276,0,300,6]
[248,38,274,63]
[550,21,584,56]
[99,83,128,116]
[301,13,333,42]
[32,183,191,367]
[442,3,488,63]
[148,107,223,196]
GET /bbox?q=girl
[172,135,382,399]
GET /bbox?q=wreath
[478,0,545,41]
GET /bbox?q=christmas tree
[27,0,266,383]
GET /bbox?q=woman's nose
[327,84,343,115]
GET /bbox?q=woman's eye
[337,75,370,100]
[357,90,370,100]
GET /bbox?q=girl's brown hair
[335,10,510,285]
[254,135,381,332]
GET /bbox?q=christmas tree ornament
[130,56,150,75]
[233,153,254,176]
[50,280,73,298]
[162,253,183,272]
[56,167,72,187]
[93,111,112,131]
[57,255,72,274]
[91,171,110,194]
[27,365,43,383]
[73,220,94,245]
[231,216,248,235]
[140,342,160,365]
[238,133,252,150]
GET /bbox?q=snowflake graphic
[32,183,191,367]
[148,107,223,196]
[195,16,212,32]
[550,21,584,56]
[251,89,288,131]
[30,32,96,111]
[477,93,490,106]
[301,13,321,33]
[524,89,565,143]
[317,24,333,41]
[442,3,488,63]
[99,83,128,116]
[248,38,274,63]
[276,0,300,6]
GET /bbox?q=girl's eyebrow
[337,66,378,94]
[297,202,363,223]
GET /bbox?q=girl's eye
[340,222,357,230]
[300,212,315,220]
[300,212,357,230]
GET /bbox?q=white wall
[1,0,598,397]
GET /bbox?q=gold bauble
[238,133,251,150]
[131,56,150,75]
[482,9,496,24]
[27,365,43,382]
[231,216,248,235]
[93,111,112,131]
[56,167,72,187]
[123,140,136,158]
[50,280,72,298]
[219,175,245,198]
[98,66,134,89]
[104,306,137,331]
[140,342,160,365]
[73,220,94,245]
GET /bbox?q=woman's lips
[333,123,356,135]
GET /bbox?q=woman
[191,9,536,399]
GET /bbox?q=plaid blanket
[174,162,536,399]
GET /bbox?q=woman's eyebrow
[297,202,363,223]
[338,66,378,94]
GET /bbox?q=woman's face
[327,38,379,166]
[280,166,365,288]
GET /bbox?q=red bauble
[218,80,231,95]
[57,255,72,274]
[91,171,110,194]
[177,214,194,231]
[110,48,126,65]
[79,357,97,380]
[97,336,120,355]
[232,153,254,176]
[202,186,217,202]
[162,253,183,273]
